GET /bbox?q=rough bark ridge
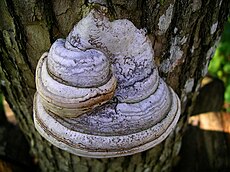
[0,0,229,171]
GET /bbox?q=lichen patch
[158,4,174,35]
[160,36,187,73]
[184,78,195,94]
[210,22,218,35]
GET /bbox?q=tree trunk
[0,0,229,171]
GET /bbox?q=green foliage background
[209,18,230,111]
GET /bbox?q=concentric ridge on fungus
[33,8,181,158]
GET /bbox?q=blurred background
[209,18,230,112]
[176,17,230,172]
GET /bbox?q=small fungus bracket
[33,8,181,158]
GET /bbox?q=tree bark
[0,0,229,171]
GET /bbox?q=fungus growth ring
[33,8,181,158]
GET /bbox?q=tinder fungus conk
[33,8,181,158]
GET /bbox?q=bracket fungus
[33,8,181,158]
